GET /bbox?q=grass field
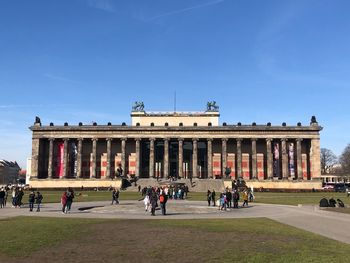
[18,190,350,206]
[0,217,349,263]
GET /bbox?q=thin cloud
[87,0,115,13]
[147,0,225,21]
[44,73,81,84]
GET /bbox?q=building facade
[29,104,322,189]
[0,159,20,185]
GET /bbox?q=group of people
[320,197,345,208]
[207,187,254,210]
[28,191,43,212]
[61,188,75,214]
[141,184,188,200]
[0,186,25,208]
[143,186,168,216]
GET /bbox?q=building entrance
[169,140,178,179]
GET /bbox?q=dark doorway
[169,140,178,179]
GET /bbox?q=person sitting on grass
[329,197,336,207]
[319,197,329,207]
[337,199,345,208]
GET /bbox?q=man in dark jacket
[28,191,35,212]
[0,188,5,208]
[226,190,232,208]
[36,191,43,212]
[150,191,158,216]
[65,188,75,213]
[211,190,216,206]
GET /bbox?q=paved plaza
[1,200,350,244]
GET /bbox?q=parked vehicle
[334,184,347,192]
[323,184,334,190]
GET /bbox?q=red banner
[56,142,64,177]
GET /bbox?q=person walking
[17,188,24,208]
[111,188,117,205]
[65,188,75,213]
[28,191,35,212]
[115,189,120,204]
[143,194,150,212]
[61,191,67,214]
[233,190,239,208]
[159,192,168,215]
[207,190,211,206]
[211,190,216,206]
[150,191,158,216]
[226,189,232,208]
[4,187,8,207]
[36,191,43,212]
[11,188,17,207]
[0,188,5,208]
[242,190,249,207]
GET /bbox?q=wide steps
[124,178,225,192]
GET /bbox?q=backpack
[159,195,165,203]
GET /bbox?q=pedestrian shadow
[78,206,104,211]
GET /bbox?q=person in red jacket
[61,191,67,214]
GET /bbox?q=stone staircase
[124,178,225,192]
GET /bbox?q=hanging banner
[288,143,295,178]
[56,142,64,177]
[70,142,77,177]
[273,142,280,178]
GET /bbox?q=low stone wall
[28,179,122,189]
[224,180,322,190]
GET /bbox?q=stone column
[236,139,242,178]
[192,139,198,178]
[311,138,321,179]
[63,139,69,178]
[135,139,141,178]
[281,139,288,180]
[221,139,227,178]
[149,138,155,178]
[31,138,40,179]
[106,138,112,179]
[91,138,97,179]
[207,139,213,179]
[77,139,83,178]
[121,138,126,176]
[296,139,303,180]
[251,139,257,180]
[163,138,169,179]
[178,139,183,179]
[48,138,54,179]
[266,139,273,179]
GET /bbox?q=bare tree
[320,148,337,174]
[339,144,350,174]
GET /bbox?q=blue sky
[1,0,349,168]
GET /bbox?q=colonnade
[33,136,320,181]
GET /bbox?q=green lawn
[253,192,350,206]
[18,190,350,206]
[1,217,349,262]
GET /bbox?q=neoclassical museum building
[29,102,322,189]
